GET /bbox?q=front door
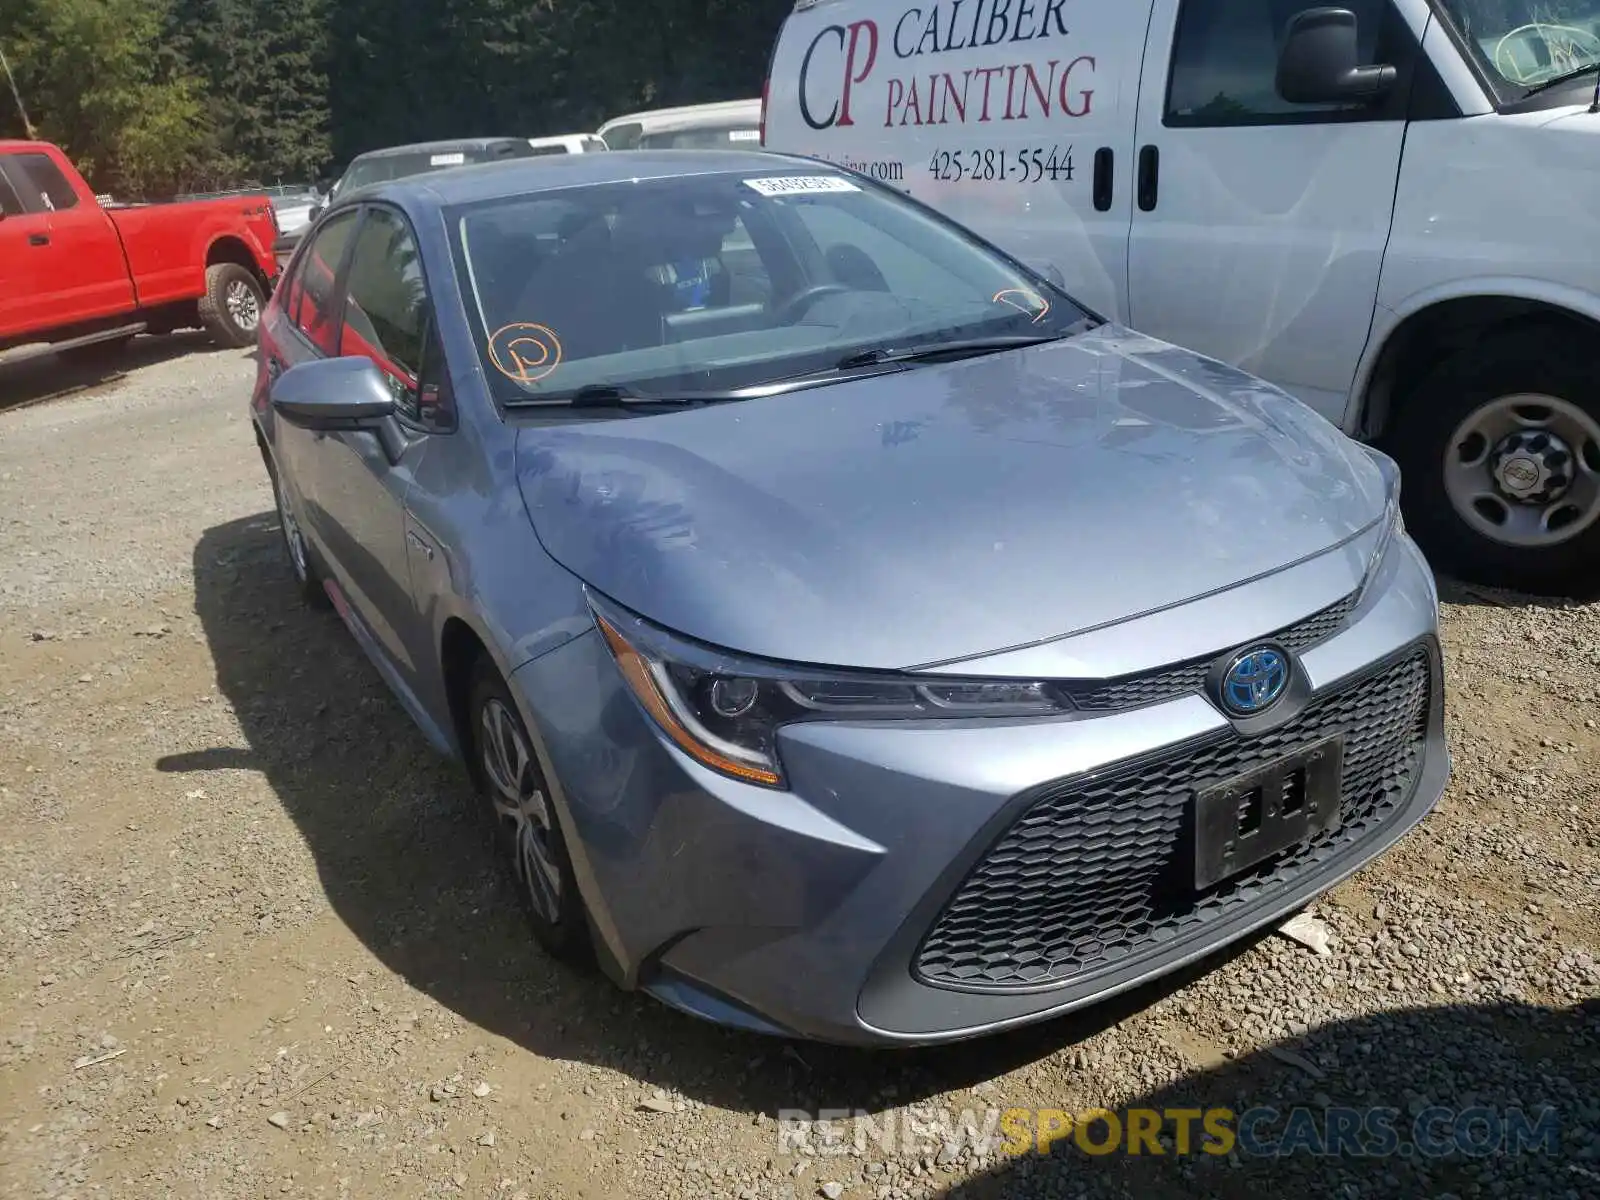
[0,161,52,341]
[3,151,135,328]
[1127,0,1419,421]
[300,203,436,691]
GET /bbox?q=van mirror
[1276,8,1397,105]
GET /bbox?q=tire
[198,262,265,348]
[1386,328,1600,598]
[264,455,329,608]
[467,659,592,964]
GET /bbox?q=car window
[1166,0,1390,123]
[9,153,79,212]
[0,165,24,217]
[340,206,430,405]
[1435,0,1600,95]
[448,170,1092,406]
[289,209,359,355]
[637,124,761,150]
[599,122,642,150]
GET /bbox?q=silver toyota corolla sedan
[250,150,1450,1047]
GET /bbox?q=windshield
[335,148,509,197]
[1437,1,1600,93]
[447,170,1092,406]
[637,124,763,150]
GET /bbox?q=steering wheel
[1493,22,1600,85]
[772,283,851,325]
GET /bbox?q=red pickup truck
[0,141,280,363]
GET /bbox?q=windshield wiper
[833,332,1077,371]
[1521,61,1600,98]
[506,384,743,409]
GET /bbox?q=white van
[598,99,764,150]
[761,0,1600,596]
[526,134,609,155]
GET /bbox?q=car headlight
[589,593,1070,790]
[1357,445,1404,602]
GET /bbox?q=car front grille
[1060,590,1359,712]
[914,646,1432,992]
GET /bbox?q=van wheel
[199,263,265,348]
[1388,328,1600,597]
[467,660,592,964]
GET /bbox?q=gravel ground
[0,341,1596,1200]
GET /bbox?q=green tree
[0,0,224,196]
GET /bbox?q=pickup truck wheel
[199,263,265,348]
[1388,328,1600,598]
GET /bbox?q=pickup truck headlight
[589,594,1069,789]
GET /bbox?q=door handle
[1137,145,1159,213]
[1092,147,1114,213]
[266,356,284,382]
[28,233,49,246]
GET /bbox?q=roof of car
[348,137,530,162]
[361,149,828,208]
[597,98,760,135]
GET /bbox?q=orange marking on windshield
[993,289,1050,324]
[488,322,564,384]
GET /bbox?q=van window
[1166,0,1390,124]
[1435,0,1600,96]
[784,203,970,304]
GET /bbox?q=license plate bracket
[1194,735,1344,890]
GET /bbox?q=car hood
[514,325,1387,671]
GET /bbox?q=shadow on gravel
[0,331,227,413]
[1434,575,1599,610]
[931,999,1599,1200]
[166,510,1288,1118]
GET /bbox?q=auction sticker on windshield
[743,175,862,196]
[431,152,467,166]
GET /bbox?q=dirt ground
[1,341,1596,1200]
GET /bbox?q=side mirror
[1276,8,1396,105]
[307,201,326,223]
[1029,259,1067,290]
[271,357,396,430]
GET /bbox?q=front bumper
[512,534,1448,1047]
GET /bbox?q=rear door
[2,151,135,326]
[1126,0,1421,420]
[760,0,1155,321]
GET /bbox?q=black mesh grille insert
[1061,590,1359,712]
[915,648,1431,991]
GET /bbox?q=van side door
[1127,0,1435,421]
[760,0,1156,323]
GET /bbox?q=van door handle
[1137,145,1159,212]
[1092,148,1114,212]
[28,233,49,246]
